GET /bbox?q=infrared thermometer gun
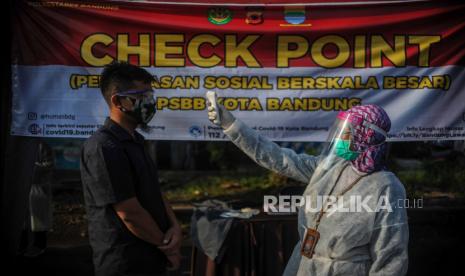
[206,91,221,125]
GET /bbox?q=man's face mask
[116,89,156,129]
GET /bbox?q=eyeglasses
[115,89,155,100]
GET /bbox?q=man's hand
[206,92,235,129]
[158,225,182,255]
[166,250,181,271]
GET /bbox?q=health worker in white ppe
[206,92,408,276]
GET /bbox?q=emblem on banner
[246,7,264,25]
[189,125,203,138]
[207,7,232,25]
[280,6,312,27]
[28,124,42,135]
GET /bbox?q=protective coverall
[223,119,409,276]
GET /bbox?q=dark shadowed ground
[12,176,465,276]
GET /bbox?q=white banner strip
[11,65,465,141]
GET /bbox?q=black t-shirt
[80,118,170,276]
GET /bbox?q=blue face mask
[334,138,360,160]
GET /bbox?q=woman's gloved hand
[207,93,236,129]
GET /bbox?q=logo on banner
[207,7,232,25]
[27,112,37,120]
[28,124,42,135]
[280,6,312,27]
[189,125,202,138]
[246,7,264,25]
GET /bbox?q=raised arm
[207,97,319,183]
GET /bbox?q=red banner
[13,0,465,68]
[10,0,465,141]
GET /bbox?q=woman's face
[336,122,358,152]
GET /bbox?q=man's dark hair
[100,61,154,104]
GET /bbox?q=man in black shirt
[80,61,182,276]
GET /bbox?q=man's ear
[110,94,121,108]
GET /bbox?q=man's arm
[162,195,181,230]
[159,195,183,271]
[158,195,182,252]
[113,196,165,246]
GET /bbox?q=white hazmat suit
[206,94,409,276]
[224,119,408,276]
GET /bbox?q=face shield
[320,111,388,168]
